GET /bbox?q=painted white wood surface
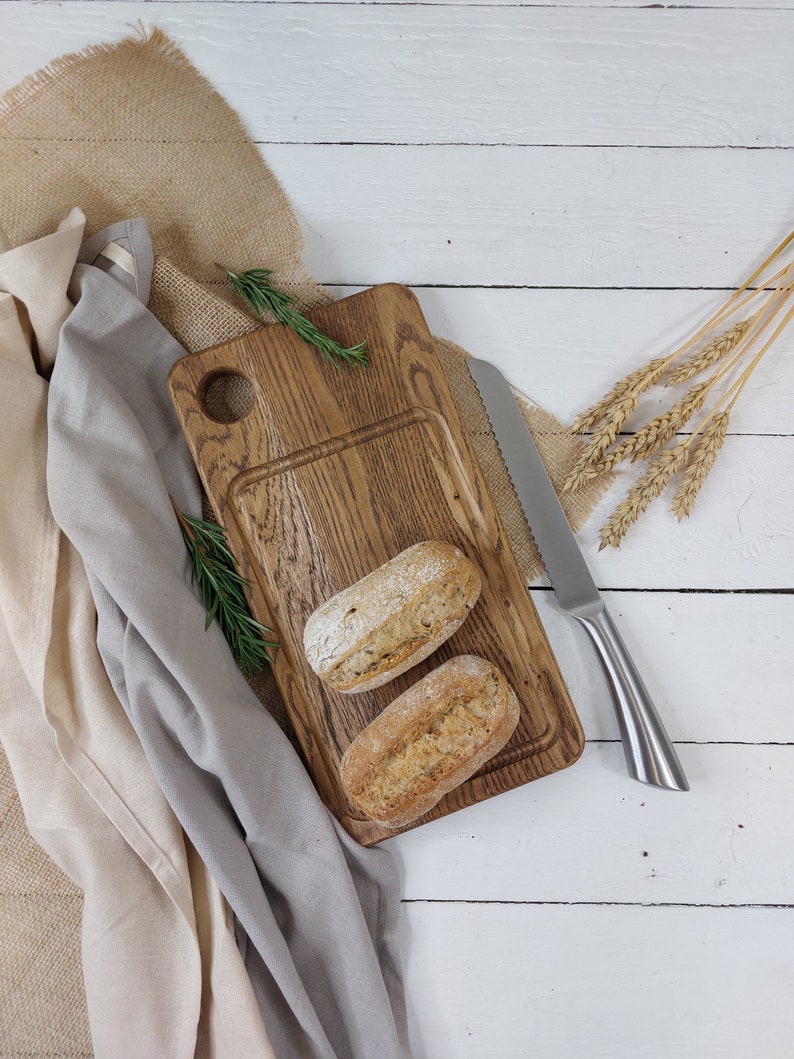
[2,4,794,147]
[1,4,792,1059]
[529,591,794,742]
[342,287,794,432]
[400,904,794,1059]
[393,743,790,903]
[260,144,794,289]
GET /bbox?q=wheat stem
[722,300,794,412]
[655,272,794,455]
[704,273,794,396]
[647,229,794,372]
[688,256,794,342]
[567,229,794,521]
[570,231,794,438]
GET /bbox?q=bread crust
[302,541,481,693]
[339,655,521,828]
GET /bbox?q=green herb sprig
[221,265,370,368]
[172,500,278,674]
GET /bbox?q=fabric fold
[0,215,275,1058]
[46,218,409,1059]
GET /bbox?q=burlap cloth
[0,751,92,1057]
[0,27,610,1055]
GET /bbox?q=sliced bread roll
[339,655,521,828]
[302,541,481,693]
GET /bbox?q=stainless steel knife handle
[573,605,689,792]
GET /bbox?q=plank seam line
[532,587,794,595]
[323,284,787,293]
[586,738,794,745]
[143,2,794,12]
[613,431,794,439]
[401,899,794,908]
[258,141,794,150]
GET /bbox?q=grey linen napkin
[46,219,409,1059]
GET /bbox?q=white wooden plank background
[1,3,792,1058]
[400,904,794,1058]
[3,5,794,147]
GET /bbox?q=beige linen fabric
[0,214,275,1058]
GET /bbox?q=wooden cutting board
[168,283,584,844]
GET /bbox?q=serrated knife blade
[468,357,689,792]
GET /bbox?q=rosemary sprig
[171,500,278,674]
[221,265,370,368]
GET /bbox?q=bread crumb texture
[340,655,520,828]
[303,541,481,692]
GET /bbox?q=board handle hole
[200,371,255,423]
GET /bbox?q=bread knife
[467,356,689,792]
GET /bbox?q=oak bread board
[167,283,584,844]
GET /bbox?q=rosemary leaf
[171,499,278,674]
[222,265,369,368]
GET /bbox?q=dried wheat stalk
[628,380,711,462]
[563,436,635,492]
[671,412,731,520]
[563,393,640,490]
[664,319,752,387]
[598,445,689,550]
[566,226,794,547]
[570,357,668,434]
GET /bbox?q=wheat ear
[670,413,731,520]
[563,373,713,489]
[562,394,639,492]
[663,257,794,390]
[664,319,752,387]
[571,230,794,439]
[570,358,668,435]
[562,436,637,491]
[628,380,711,462]
[598,445,688,550]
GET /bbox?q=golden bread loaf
[302,541,481,693]
[339,654,520,828]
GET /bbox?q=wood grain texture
[262,145,794,289]
[391,742,794,904]
[333,286,794,433]
[401,902,794,1059]
[530,590,794,743]
[168,284,585,843]
[2,5,794,147]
